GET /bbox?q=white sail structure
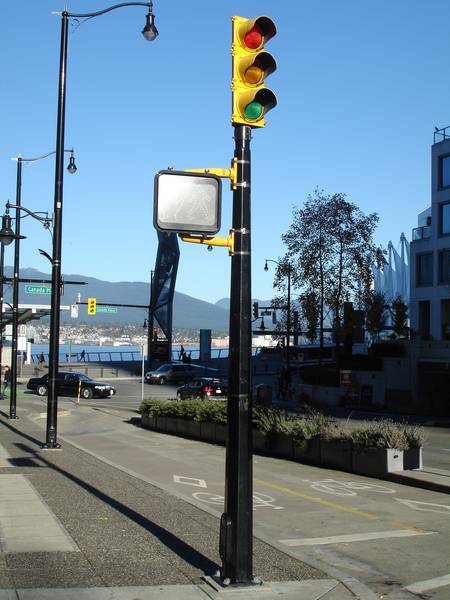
[373,234,410,305]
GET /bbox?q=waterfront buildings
[410,128,450,340]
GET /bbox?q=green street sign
[24,284,51,294]
[96,306,118,314]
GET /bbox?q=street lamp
[264,258,293,388]
[0,194,59,420]
[0,212,14,399]
[2,150,76,421]
[45,1,158,449]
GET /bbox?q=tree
[280,189,380,352]
[391,296,409,339]
[299,291,319,343]
[365,292,387,341]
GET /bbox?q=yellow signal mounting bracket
[185,159,238,190]
[179,230,235,256]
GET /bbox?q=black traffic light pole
[220,125,254,585]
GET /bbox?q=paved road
[82,379,450,473]
[22,391,450,600]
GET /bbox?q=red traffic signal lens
[244,26,263,49]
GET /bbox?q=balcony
[412,225,431,241]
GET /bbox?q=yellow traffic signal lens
[244,26,263,49]
[244,101,263,120]
[244,65,264,85]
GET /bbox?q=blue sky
[1,1,450,305]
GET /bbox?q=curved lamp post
[45,1,158,449]
[0,213,15,398]
[264,258,293,381]
[1,150,76,420]
[0,189,62,419]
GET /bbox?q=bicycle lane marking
[254,478,429,533]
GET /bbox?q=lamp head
[0,214,15,246]
[264,261,269,271]
[67,153,77,174]
[142,9,158,41]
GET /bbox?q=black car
[26,372,116,400]
[176,377,228,400]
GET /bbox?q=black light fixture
[142,3,158,41]
[67,152,77,174]
[0,213,16,246]
[264,260,268,271]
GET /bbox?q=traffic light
[87,297,96,315]
[231,15,277,127]
[252,302,259,319]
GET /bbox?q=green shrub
[351,419,408,450]
[403,423,426,448]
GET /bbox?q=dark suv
[27,372,116,399]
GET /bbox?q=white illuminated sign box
[154,170,221,235]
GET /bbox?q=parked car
[26,372,116,399]
[144,362,219,385]
[176,377,228,400]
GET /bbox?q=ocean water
[30,343,229,363]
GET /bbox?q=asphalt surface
[0,394,367,600]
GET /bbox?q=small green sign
[97,306,118,314]
[25,284,51,294]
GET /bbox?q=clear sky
[1,1,450,305]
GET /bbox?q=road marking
[309,478,395,497]
[254,478,429,533]
[395,498,450,514]
[404,574,450,594]
[279,529,435,547]
[255,478,378,520]
[173,475,207,488]
[192,491,283,510]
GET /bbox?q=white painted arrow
[395,498,450,513]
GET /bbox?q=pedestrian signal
[231,15,277,127]
[87,297,96,315]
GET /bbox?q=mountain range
[3,267,236,331]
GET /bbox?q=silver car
[144,362,218,385]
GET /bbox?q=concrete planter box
[321,440,353,471]
[352,447,404,476]
[293,438,321,465]
[165,417,178,434]
[177,419,201,439]
[252,430,269,453]
[215,424,228,445]
[403,447,423,470]
[270,432,294,459]
[155,416,168,432]
[200,422,216,442]
[141,414,156,429]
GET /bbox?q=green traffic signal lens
[244,101,263,120]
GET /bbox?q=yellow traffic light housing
[87,297,96,315]
[231,15,277,127]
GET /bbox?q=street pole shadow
[13,440,219,575]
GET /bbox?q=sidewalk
[0,403,371,600]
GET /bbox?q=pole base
[40,442,62,450]
[203,574,268,593]
[8,415,18,420]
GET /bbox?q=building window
[440,202,450,235]
[439,249,450,283]
[416,252,433,286]
[440,155,450,189]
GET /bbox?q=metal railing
[434,125,450,144]
[412,225,431,241]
